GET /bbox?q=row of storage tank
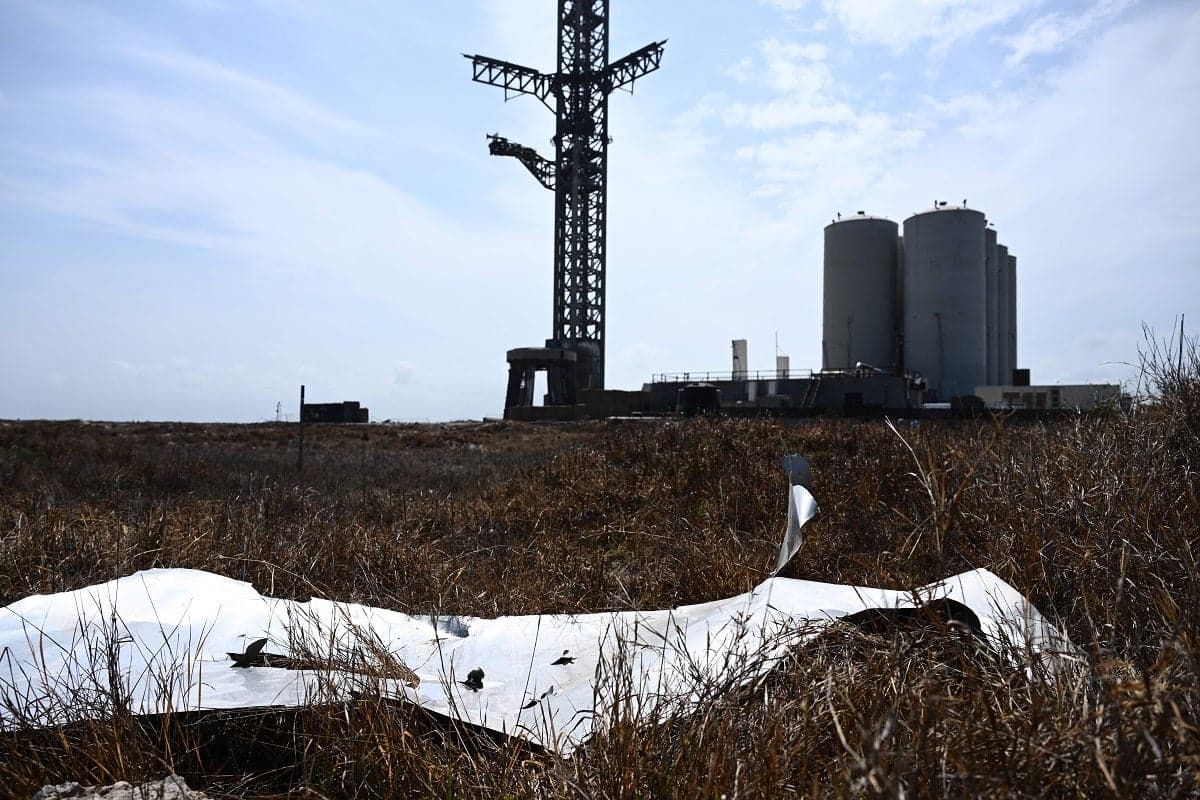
[822,207,1018,400]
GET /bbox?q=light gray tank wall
[896,235,905,369]
[1007,254,1018,380]
[984,228,999,385]
[732,339,748,380]
[902,208,987,399]
[822,217,900,370]
[995,244,1010,383]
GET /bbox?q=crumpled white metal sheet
[0,482,1076,754]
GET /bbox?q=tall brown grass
[0,338,1196,797]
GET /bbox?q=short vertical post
[1180,314,1186,377]
[298,384,305,473]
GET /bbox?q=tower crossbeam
[467,56,555,108]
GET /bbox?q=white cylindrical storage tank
[902,207,987,399]
[996,244,1010,383]
[1007,254,1018,381]
[822,215,899,370]
[731,339,748,380]
[985,227,999,384]
[896,235,906,367]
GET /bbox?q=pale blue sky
[2,0,1197,421]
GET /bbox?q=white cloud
[763,39,828,71]
[917,90,1027,138]
[2,31,505,290]
[726,56,754,83]
[721,38,853,130]
[723,96,856,130]
[759,39,829,90]
[1005,0,1137,67]
[735,113,926,201]
[168,0,232,11]
[821,0,1041,54]
[714,34,924,205]
[480,0,557,69]
[120,47,379,140]
[393,362,417,386]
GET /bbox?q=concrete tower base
[504,346,578,418]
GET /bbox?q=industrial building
[638,203,1026,415]
[641,362,915,417]
[822,205,1020,401]
[301,401,369,424]
[616,202,1116,417]
[498,201,1122,419]
[975,383,1120,411]
[461,7,1117,420]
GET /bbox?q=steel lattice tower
[467,2,664,405]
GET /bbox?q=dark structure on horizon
[466,1,665,417]
[301,401,369,424]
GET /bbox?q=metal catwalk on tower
[467,1,665,411]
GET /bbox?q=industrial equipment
[822,215,900,371]
[466,2,665,416]
[996,243,1011,383]
[985,227,1000,384]
[902,207,988,400]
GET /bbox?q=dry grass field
[0,343,1196,798]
